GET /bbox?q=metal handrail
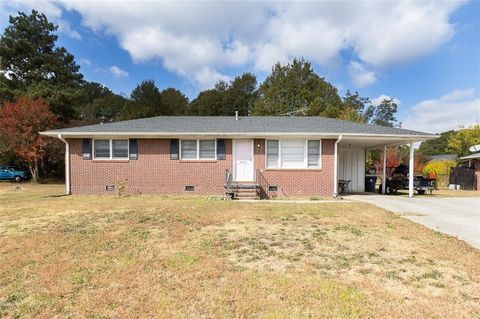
[255,169,269,199]
[224,169,233,192]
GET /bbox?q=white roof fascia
[40,131,438,140]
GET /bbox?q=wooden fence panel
[449,167,476,190]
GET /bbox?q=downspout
[58,134,71,195]
[408,141,414,198]
[382,145,387,194]
[333,135,343,197]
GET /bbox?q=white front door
[234,140,254,181]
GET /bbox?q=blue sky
[1,1,479,133]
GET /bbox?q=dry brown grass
[429,189,480,197]
[380,188,480,198]
[0,183,479,318]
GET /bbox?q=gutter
[57,134,71,195]
[333,135,343,197]
[40,131,438,140]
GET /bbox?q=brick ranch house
[41,116,436,199]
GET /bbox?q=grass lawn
[1,184,479,318]
[428,188,480,197]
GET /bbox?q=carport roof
[42,116,436,140]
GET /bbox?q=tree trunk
[28,161,39,183]
[40,157,46,179]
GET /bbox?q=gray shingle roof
[44,116,435,136]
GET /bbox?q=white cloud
[78,58,91,66]
[402,88,480,133]
[1,1,466,89]
[371,94,402,106]
[193,67,232,91]
[57,20,81,39]
[346,1,461,67]
[348,61,377,87]
[108,65,129,78]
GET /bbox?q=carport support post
[409,141,414,198]
[382,145,387,194]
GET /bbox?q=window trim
[266,140,279,168]
[179,139,217,161]
[92,139,130,160]
[265,139,322,169]
[307,140,321,168]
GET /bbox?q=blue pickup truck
[0,166,30,182]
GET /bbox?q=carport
[334,134,437,198]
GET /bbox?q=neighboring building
[457,153,480,191]
[41,116,436,198]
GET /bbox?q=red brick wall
[253,139,335,197]
[68,138,233,195]
[68,138,336,197]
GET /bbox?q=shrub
[115,180,126,196]
[422,160,457,177]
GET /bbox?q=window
[181,140,197,159]
[268,185,278,192]
[308,140,320,167]
[266,140,321,169]
[180,140,216,160]
[112,140,128,158]
[266,140,279,168]
[199,140,215,159]
[93,139,129,160]
[281,140,305,168]
[94,140,110,159]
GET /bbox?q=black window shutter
[217,139,226,160]
[129,139,138,160]
[82,139,91,160]
[170,139,179,160]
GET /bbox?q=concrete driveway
[348,195,480,249]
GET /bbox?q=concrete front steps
[231,182,260,200]
[235,188,259,200]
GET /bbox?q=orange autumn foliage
[0,97,58,181]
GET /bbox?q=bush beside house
[422,159,457,188]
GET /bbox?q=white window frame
[180,139,217,161]
[265,139,322,169]
[93,139,129,160]
[307,140,321,168]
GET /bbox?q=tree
[160,88,189,115]
[119,80,164,120]
[369,145,426,177]
[418,130,455,156]
[251,58,342,116]
[365,98,398,127]
[447,125,480,157]
[188,73,257,116]
[422,160,457,177]
[0,97,58,182]
[188,84,226,115]
[222,73,258,115]
[339,90,371,123]
[0,10,84,121]
[371,147,403,176]
[76,82,126,123]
